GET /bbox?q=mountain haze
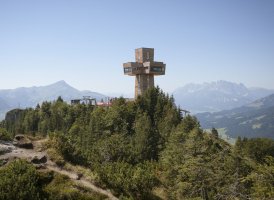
[173,80,274,113]
[0,98,10,111]
[196,94,274,139]
[0,81,105,119]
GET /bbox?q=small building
[71,96,96,106]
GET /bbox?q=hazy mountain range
[0,80,105,119]
[196,94,274,139]
[173,80,274,113]
[1,80,274,139]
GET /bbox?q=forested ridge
[1,87,274,200]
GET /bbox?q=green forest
[1,87,274,200]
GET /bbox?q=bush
[0,159,43,200]
[44,173,107,200]
[0,127,12,141]
[97,161,158,199]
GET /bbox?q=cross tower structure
[123,48,166,98]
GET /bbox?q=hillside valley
[196,94,274,139]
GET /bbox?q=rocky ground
[0,137,118,200]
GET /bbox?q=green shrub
[0,159,43,200]
[0,127,12,141]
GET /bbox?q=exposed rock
[30,155,47,164]
[13,134,33,149]
[35,164,46,169]
[76,172,83,180]
[0,146,10,155]
[0,142,15,155]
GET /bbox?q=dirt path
[0,140,118,200]
[46,164,118,199]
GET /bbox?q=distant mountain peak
[179,80,247,91]
[173,80,274,113]
[47,80,77,91]
[51,80,70,86]
[0,81,106,120]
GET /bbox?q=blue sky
[0,0,273,96]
